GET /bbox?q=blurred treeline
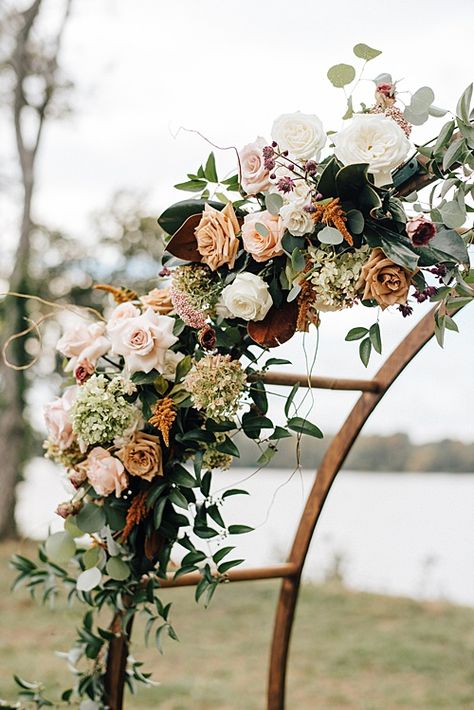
[235,433,474,473]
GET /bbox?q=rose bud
[56,500,82,518]
[406,215,436,246]
[68,468,88,489]
[375,82,396,108]
[198,324,217,351]
[74,358,95,384]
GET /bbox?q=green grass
[1,541,473,709]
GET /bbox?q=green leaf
[76,503,106,534]
[291,247,306,271]
[287,417,323,438]
[207,504,225,528]
[335,163,381,213]
[45,531,76,564]
[174,179,208,192]
[456,83,473,124]
[346,209,364,234]
[265,357,292,367]
[442,138,467,172]
[282,232,305,254]
[76,566,102,592]
[255,222,270,237]
[415,228,469,266]
[317,158,339,198]
[218,559,245,574]
[82,546,101,570]
[215,435,240,458]
[242,412,273,439]
[213,546,235,564]
[433,120,456,155]
[271,425,293,440]
[345,327,368,341]
[228,524,254,535]
[444,315,459,332]
[265,192,284,215]
[204,152,218,182]
[167,465,197,488]
[175,354,193,382]
[327,63,356,88]
[359,337,372,367]
[353,43,381,61]
[64,516,83,538]
[342,96,354,120]
[439,200,466,229]
[249,379,268,414]
[369,323,382,354]
[411,86,435,111]
[318,225,343,245]
[257,446,278,466]
[284,383,299,418]
[222,488,250,498]
[205,419,236,432]
[106,557,130,581]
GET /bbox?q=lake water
[16,461,474,606]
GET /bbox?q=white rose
[280,202,314,237]
[161,350,185,381]
[333,113,410,188]
[271,111,326,161]
[57,321,110,373]
[107,307,178,375]
[218,273,272,322]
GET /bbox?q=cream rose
[107,307,178,375]
[356,248,413,309]
[239,136,271,195]
[333,113,410,188]
[57,321,110,373]
[241,210,284,262]
[139,288,173,314]
[218,273,272,321]
[44,386,78,451]
[81,447,128,497]
[117,432,163,482]
[271,111,326,160]
[280,202,314,237]
[195,202,240,271]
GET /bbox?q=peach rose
[57,321,110,373]
[139,288,173,314]
[44,386,78,451]
[81,447,128,497]
[117,432,163,481]
[356,248,413,309]
[195,203,240,271]
[107,307,178,375]
[239,137,271,195]
[241,210,284,262]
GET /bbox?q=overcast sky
[2,0,473,443]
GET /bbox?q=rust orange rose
[356,248,413,309]
[140,287,173,314]
[117,432,163,481]
[195,202,240,271]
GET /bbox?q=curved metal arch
[266,303,462,709]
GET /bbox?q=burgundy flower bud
[198,324,217,351]
[68,468,87,489]
[282,150,289,157]
[159,266,171,277]
[398,304,413,317]
[406,215,437,246]
[264,157,276,171]
[305,160,318,175]
[262,145,274,159]
[271,141,278,148]
[270,173,276,180]
[276,176,295,194]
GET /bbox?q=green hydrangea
[185,354,247,422]
[70,375,139,446]
[307,245,370,311]
[172,265,222,313]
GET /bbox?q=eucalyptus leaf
[353,43,381,61]
[318,225,343,245]
[265,192,284,215]
[45,531,76,564]
[442,138,467,172]
[106,557,131,581]
[76,503,106,535]
[327,63,356,88]
[456,83,473,124]
[76,566,102,592]
[255,222,269,237]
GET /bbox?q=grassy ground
[0,542,473,709]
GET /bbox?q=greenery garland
[3,45,473,709]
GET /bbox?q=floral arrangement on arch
[6,44,473,708]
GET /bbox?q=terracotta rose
[117,431,163,481]
[195,202,240,271]
[356,248,413,309]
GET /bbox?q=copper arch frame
[104,167,469,709]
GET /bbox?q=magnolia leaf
[45,531,76,564]
[247,299,298,348]
[346,209,364,234]
[318,225,344,245]
[353,43,381,61]
[166,213,203,262]
[76,566,102,592]
[327,63,356,88]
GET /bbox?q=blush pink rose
[241,210,284,262]
[57,321,110,373]
[107,307,178,375]
[82,447,128,497]
[239,137,271,196]
[44,386,78,450]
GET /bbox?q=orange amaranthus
[148,397,177,447]
[121,490,148,542]
[311,197,353,246]
[94,283,138,303]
